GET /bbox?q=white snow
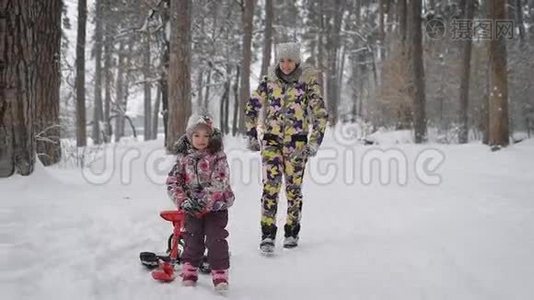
[2,131,534,300]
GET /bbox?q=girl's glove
[181,197,204,216]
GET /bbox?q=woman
[244,42,328,254]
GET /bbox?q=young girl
[166,113,234,290]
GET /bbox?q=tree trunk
[399,0,408,47]
[219,62,230,134]
[196,15,205,110]
[350,45,359,120]
[35,0,62,166]
[350,1,361,121]
[160,52,169,146]
[437,54,446,134]
[325,0,346,126]
[223,24,232,135]
[232,67,240,136]
[166,0,192,151]
[482,40,491,144]
[515,0,526,41]
[114,41,125,142]
[238,0,256,135]
[260,0,273,77]
[204,69,211,109]
[121,40,135,138]
[196,69,203,108]
[385,0,395,35]
[75,0,87,147]
[488,0,510,147]
[103,0,112,143]
[143,30,152,141]
[224,65,232,135]
[220,67,231,134]
[92,0,104,145]
[159,3,170,146]
[152,84,161,140]
[317,0,326,97]
[411,0,427,143]
[326,9,337,126]
[0,0,41,176]
[338,45,346,120]
[317,34,325,95]
[458,0,475,143]
[378,0,386,60]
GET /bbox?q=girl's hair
[207,134,222,154]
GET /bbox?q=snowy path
[2,137,534,300]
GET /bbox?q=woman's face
[191,127,210,150]
[279,58,297,75]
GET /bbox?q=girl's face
[279,58,297,75]
[191,127,210,150]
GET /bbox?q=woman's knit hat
[276,42,301,64]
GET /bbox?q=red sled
[140,210,211,282]
[148,210,186,282]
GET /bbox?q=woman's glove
[247,136,261,152]
[302,143,319,157]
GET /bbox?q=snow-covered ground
[2,130,534,300]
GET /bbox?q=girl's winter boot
[211,269,229,291]
[181,262,198,286]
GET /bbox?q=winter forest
[2,0,534,299]
[2,0,533,176]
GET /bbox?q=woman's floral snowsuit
[245,65,328,238]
